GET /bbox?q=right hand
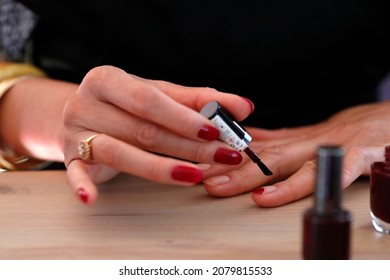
[63,65,253,204]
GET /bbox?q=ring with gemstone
[78,134,98,161]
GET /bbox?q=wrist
[0,63,50,170]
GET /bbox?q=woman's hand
[203,101,390,207]
[63,65,254,204]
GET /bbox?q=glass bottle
[303,146,352,259]
[370,145,390,234]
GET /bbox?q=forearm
[0,77,78,162]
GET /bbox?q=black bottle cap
[314,146,345,215]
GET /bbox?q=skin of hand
[203,100,390,207]
[63,65,254,204]
[0,77,76,161]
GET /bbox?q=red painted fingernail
[214,148,243,165]
[77,188,89,204]
[252,187,265,195]
[198,125,220,141]
[242,97,255,114]
[172,166,203,183]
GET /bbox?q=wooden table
[0,171,389,260]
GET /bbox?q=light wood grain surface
[0,171,389,260]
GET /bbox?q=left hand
[202,100,390,207]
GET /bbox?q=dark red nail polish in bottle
[303,146,352,260]
[370,145,390,234]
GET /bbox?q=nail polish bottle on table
[303,146,352,260]
[370,145,390,234]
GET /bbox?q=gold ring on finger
[78,134,99,161]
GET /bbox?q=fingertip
[197,124,220,141]
[241,97,255,114]
[203,175,237,197]
[251,186,284,207]
[218,95,255,121]
[171,165,204,184]
[203,164,264,197]
[67,159,98,205]
[77,187,89,204]
[76,185,98,205]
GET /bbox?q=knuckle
[230,168,250,180]
[133,121,161,148]
[287,161,317,202]
[348,146,366,160]
[301,160,317,177]
[83,65,119,84]
[324,123,350,143]
[128,83,160,113]
[259,145,284,175]
[79,66,107,94]
[229,168,252,192]
[343,146,366,181]
[83,66,106,82]
[78,66,126,98]
[95,135,164,182]
[261,145,284,159]
[185,143,208,162]
[144,163,165,182]
[200,86,219,93]
[96,138,117,165]
[62,97,83,127]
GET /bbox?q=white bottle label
[210,115,248,151]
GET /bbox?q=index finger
[139,78,254,121]
[79,66,250,142]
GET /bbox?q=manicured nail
[214,148,242,165]
[252,187,265,195]
[172,166,203,183]
[203,175,230,186]
[198,125,220,141]
[77,188,89,204]
[252,186,277,195]
[242,97,255,114]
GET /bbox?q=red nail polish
[172,166,203,183]
[77,188,89,204]
[198,125,220,141]
[241,97,255,114]
[214,148,242,165]
[252,187,265,195]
